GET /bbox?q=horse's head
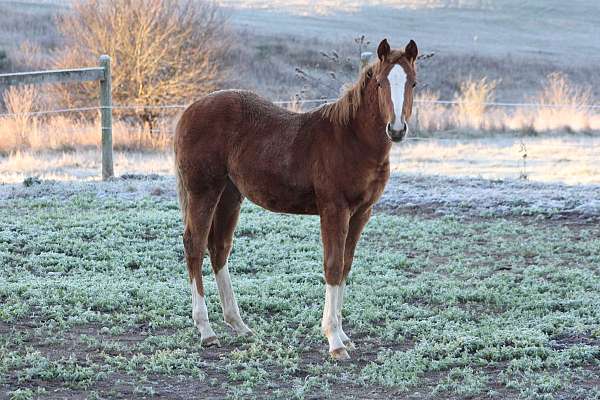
[373,38,418,142]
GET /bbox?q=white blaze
[388,65,407,131]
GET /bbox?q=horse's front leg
[319,205,351,361]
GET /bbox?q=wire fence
[2,51,597,182]
[2,97,600,119]
[0,99,335,118]
[1,96,598,176]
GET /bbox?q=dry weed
[1,85,38,149]
[531,72,592,132]
[286,96,304,113]
[454,77,497,130]
[413,90,448,132]
[1,73,598,154]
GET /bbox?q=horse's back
[176,90,244,145]
[175,90,320,213]
[175,89,305,149]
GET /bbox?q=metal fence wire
[2,98,600,119]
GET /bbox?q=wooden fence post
[0,59,114,180]
[99,55,114,180]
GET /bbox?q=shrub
[53,0,229,128]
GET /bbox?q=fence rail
[0,56,114,180]
[0,67,105,86]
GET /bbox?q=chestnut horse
[174,39,418,360]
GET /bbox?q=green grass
[1,184,599,398]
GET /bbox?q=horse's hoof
[344,340,356,350]
[202,336,221,348]
[227,321,253,336]
[238,327,254,337]
[330,347,350,361]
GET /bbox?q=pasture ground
[1,176,599,399]
[2,134,600,185]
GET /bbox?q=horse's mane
[320,61,378,126]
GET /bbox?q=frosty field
[1,176,599,399]
[0,0,599,397]
[2,134,600,185]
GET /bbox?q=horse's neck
[349,93,391,159]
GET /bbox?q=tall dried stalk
[454,77,497,130]
[532,72,592,132]
[413,90,447,133]
[1,85,38,149]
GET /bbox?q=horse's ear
[405,39,418,62]
[377,39,391,61]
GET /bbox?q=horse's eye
[412,82,417,88]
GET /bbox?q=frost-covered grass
[2,134,600,185]
[391,135,600,185]
[1,181,599,398]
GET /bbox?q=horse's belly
[252,193,318,215]
[230,174,318,215]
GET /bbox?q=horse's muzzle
[386,122,408,142]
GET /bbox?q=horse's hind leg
[208,180,252,336]
[185,189,223,347]
[338,207,372,350]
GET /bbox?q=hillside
[220,0,600,65]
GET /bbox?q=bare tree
[54,0,228,128]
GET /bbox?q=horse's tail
[175,160,188,225]
[174,118,188,226]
